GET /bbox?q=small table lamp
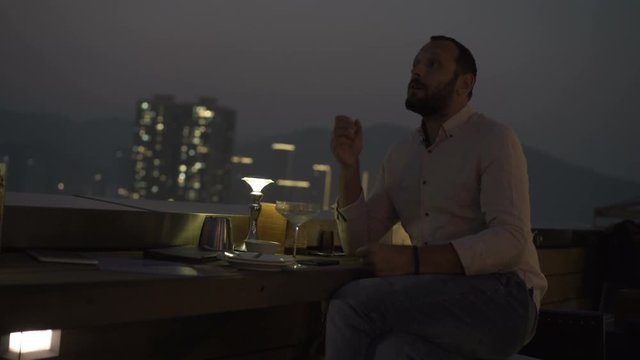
[239,177,274,251]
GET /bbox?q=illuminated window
[180,145,188,152]
[271,143,296,151]
[192,162,204,171]
[179,164,187,172]
[156,123,164,131]
[151,185,159,193]
[188,149,196,156]
[57,182,64,191]
[276,179,311,188]
[141,102,149,110]
[231,156,253,164]
[153,159,160,166]
[132,192,141,199]
[94,173,102,181]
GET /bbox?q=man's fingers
[334,115,354,124]
[331,138,355,149]
[333,128,357,138]
[334,115,358,134]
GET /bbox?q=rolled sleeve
[451,127,531,275]
[334,159,399,254]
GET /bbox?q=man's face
[405,40,460,117]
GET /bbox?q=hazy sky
[1,1,639,183]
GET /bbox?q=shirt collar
[441,103,474,137]
[414,103,475,141]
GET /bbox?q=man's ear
[457,73,475,97]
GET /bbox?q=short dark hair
[430,35,477,99]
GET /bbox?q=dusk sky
[1,1,639,183]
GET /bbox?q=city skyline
[1,1,639,184]
[131,95,236,203]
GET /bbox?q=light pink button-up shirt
[337,104,547,309]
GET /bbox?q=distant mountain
[0,107,132,194]
[236,125,640,228]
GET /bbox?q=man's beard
[405,73,458,117]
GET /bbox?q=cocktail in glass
[275,201,320,258]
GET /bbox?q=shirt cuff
[334,191,366,223]
[449,235,477,276]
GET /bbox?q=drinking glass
[275,201,320,258]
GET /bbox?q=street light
[312,164,332,211]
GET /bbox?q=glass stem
[293,224,300,258]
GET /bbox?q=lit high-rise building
[131,95,235,202]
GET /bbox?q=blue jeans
[325,272,537,360]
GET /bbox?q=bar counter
[0,252,364,334]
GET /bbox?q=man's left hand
[355,243,414,277]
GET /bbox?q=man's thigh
[331,272,533,358]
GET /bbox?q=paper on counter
[96,257,198,276]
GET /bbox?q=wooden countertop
[0,251,365,334]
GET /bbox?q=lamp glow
[240,177,274,249]
[9,330,52,353]
[3,329,61,359]
[241,177,274,193]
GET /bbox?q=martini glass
[275,201,320,258]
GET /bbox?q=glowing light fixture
[240,177,274,251]
[271,143,296,151]
[276,179,310,188]
[1,329,61,359]
[231,156,254,165]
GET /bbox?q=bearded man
[326,35,547,360]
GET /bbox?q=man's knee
[327,278,385,332]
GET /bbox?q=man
[326,35,547,359]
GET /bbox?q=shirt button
[427,149,432,154]
[424,212,430,217]
[422,180,427,185]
